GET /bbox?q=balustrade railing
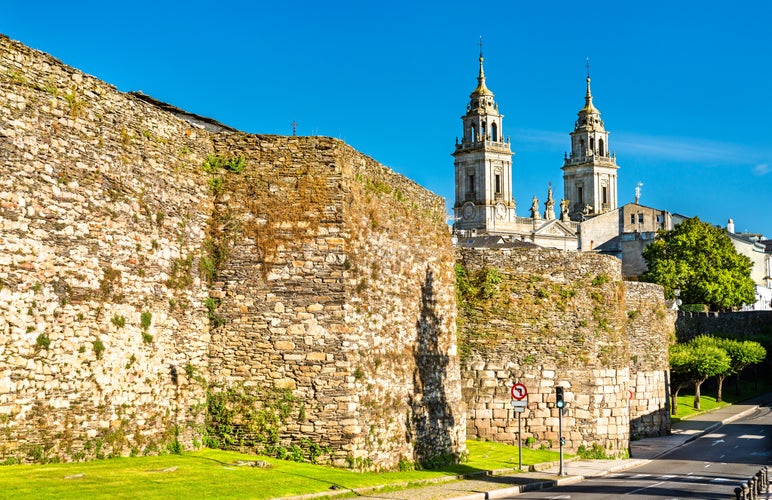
[455,140,511,152]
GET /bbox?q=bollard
[749,477,756,500]
[735,485,744,500]
[756,471,763,494]
[763,466,769,491]
[741,483,750,500]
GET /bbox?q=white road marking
[738,434,765,439]
[710,477,731,482]
[630,474,650,479]
[711,439,725,446]
[625,480,666,495]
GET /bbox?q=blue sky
[3,1,771,237]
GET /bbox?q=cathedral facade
[452,50,619,251]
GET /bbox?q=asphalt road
[512,403,772,499]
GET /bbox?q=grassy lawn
[671,377,772,422]
[0,440,562,499]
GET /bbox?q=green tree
[668,343,694,415]
[717,338,767,400]
[688,336,731,410]
[641,217,755,311]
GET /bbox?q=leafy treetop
[641,217,755,311]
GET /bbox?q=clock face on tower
[462,202,475,220]
[495,202,506,220]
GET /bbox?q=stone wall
[0,34,465,468]
[0,34,212,461]
[624,282,673,438]
[676,311,772,342]
[457,247,672,455]
[205,133,465,469]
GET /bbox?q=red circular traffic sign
[511,383,528,401]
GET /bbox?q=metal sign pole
[558,406,565,476]
[518,411,522,470]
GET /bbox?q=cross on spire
[586,57,591,79]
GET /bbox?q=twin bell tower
[452,47,619,237]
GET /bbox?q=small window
[495,174,501,194]
[638,214,644,224]
[602,186,608,204]
[630,214,636,225]
[577,187,583,205]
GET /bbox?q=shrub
[140,311,152,331]
[35,333,51,350]
[577,443,610,459]
[111,314,126,328]
[93,339,105,359]
[224,156,246,173]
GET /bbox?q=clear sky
[3,1,770,237]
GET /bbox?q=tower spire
[562,63,618,221]
[473,36,491,96]
[583,58,597,112]
[582,71,598,113]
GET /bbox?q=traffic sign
[513,406,526,413]
[511,383,528,401]
[511,399,528,407]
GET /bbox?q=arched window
[481,122,487,141]
[599,138,605,156]
[491,122,498,142]
[579,138,585,156]
[471,124,477,142]
[590,137,595,153]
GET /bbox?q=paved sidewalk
[305,392,772,500]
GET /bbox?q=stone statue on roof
[544,184,555,220]
[530,196,541,219]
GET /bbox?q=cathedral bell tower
[453,46,515,234]
[561,71,619,220]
